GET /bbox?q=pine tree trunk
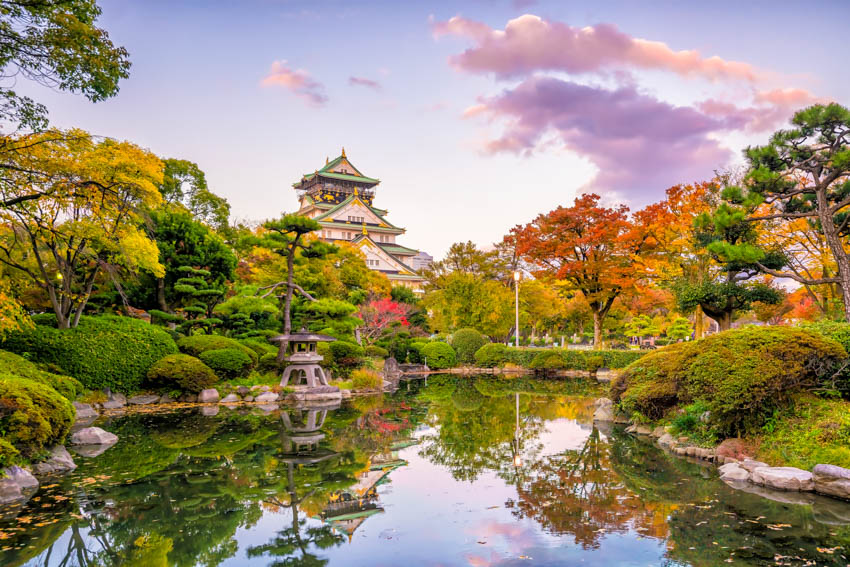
[592,310,602,350]
[817,187,850,322]
[694,306,704,339]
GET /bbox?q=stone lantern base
[286,384,342,403]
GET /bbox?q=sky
[19,0,850,259]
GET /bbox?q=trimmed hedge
[198,348,254,379]
[505,348,645,370]
[239,338,277,357]
[450,328,489,364]
[0,375,74,460]
[474,343,509,367]
[0,315,178,394]
[364,345,389,359]
[422,342,456,370]
[804,321,850,396]
[323,341,365,378]
[146,354,218,393]
[177,334,259,364]
[612,326,847,436]
[0,350,83,400]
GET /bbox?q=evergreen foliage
[146,354,218,393]
[198,349,254,379]
[0,350,83,400]
[0,375,74,460]
[176,334,258,364]
[473,343,509,367]
[450,328,489,364]
[421,342,457,369]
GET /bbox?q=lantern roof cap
[270,327,337,343]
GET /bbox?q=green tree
[666,317,692,341]
[624,314,660,339]
[158,158,230,231]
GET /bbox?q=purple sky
[19,0,850,258]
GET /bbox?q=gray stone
[633,425,652,436]
[735,482,817,506]
[613,413,631,424]
[651,426,666,438]
[813,464,850,500]
[6,466,38,490]
[178,393,197,403]
[255,391,279,403]
[250,385,271,392]
[220,393,240,404]
[657,433,676,448]
[625,424,637,433]
[71,443,115,458]
[128,394,159,405]
[340,389,352,400]
[719,463,750,482]
[197,389,220,403]
[200,405,219,416]
[33,446,76,475]
[751,466,814,491]
[102,392,127,410]
[813,495,850,525]
[70,427,118,446]
[72,402,98,419]
[593,405,614,422]
[740,459,770,473]
[256,403,278,413]
[0,466,38,505]
[236,386,251,396]
[243,395,254,402]
[158,394,176,404]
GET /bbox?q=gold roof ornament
[326,156,329,164]
[362,222,368,235]
[341,147,346,158]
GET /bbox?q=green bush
[0,437,20,468]
[474,343,509,367]
[0,350,83,400]
[239,338,277,357]
[258,352,279,372]
[323,341,365,378]
[612,326,847,436]
[146,354,218,393]
[0,315,178,393]
[450,328,489,364]
[350,368,383,390]
[530,351,567,372]
[177,334,258,364]
[198,348,254,379]
[364,345,389,359]
[422,342,456,369]
[803,320,850,396]
[585,354,605,373]
[0,375,74,458]
[407,341,427,364]
[504,348,644,370]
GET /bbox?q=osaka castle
[294,149,430,289]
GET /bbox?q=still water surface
[2,375,850,566]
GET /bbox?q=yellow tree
[0,130,164,328]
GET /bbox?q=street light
[513,271,520,348]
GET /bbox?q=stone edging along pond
[593,398,850,503]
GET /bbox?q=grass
[224,370,280,389]
[753,394,850,470]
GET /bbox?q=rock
[6,466,38,490]
[178,393,197,403]
[255,391,279,403]
[625,424,637,433]
[592,405,614,422]
[341,389,352,399]
[243,395,254,402]
[699,411,711,423]
[101,392,127,410]
[812,464,850,500]
[813,495,850,525]
[158,394,176,404]
[613,413,631,424]
[128,394,159,405]
[72,402,98,419]
[72,443,115,458]
[651,426,666,438]
[256,403,278,413]
[236,386,251,396]
[0,466,38,505]
[251,385,271,393]
[33,446,76,475]
[220,393,240,404]
[719,462,750,482]
[633,425,652,436]
[200,405,219,416]
[751,466,814,491]
[740,459,770,473]
[715,438,753,461]
[70,427,118,446]
[197,389,220,403]
[657,433,676,448]
[678,436,689,444]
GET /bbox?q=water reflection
[2,376,850,567]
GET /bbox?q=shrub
[0,350,83,400]
[421,342,456,369]
[612,326,847,436]
[325,341,365,378]
[407,341,427,364]
[239,338,277,357]
[198,348,254,379]
[350,368,383,391]
[0,315,178,393]
[177,334,258,364]
[364,345,389,359]
[474,343,509,368]
[504,348,644,370]
[803,320,850,396]
[450,328,489,364]
[0,375,74,458]
[146,354,218,393]
[530,351,567,372]
[585,354,605,373]
[258,352,279,372]
[0,438,20,468]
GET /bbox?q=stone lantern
[270,328,337,389]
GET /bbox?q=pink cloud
[433,15,759,82]
[348,76,382,90]
[260,60,327,106]
[470,77,733,199]
[698,88,824,132]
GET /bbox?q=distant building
[410,251,433,271]
[294,149,427,290]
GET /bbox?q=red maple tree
[357,297,410,344]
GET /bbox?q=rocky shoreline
[593,397,850,503]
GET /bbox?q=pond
[2,375,850,566]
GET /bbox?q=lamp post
[513,271,520,348]
[513,391,522,469]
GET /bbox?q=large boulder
[72,402,98,419]
[33,445,77,475]
[197,388,220,403]
[657,433,676,448]
[751,466,814,491]
[220,393,240,404]
[0,466,38,505]
[70,426,118,446]
[255,391,279,403]
[812,464,850,500]
[718,462,750,482]
[102,391,127,410]
[592,398,614,421]
[739,459,770,473]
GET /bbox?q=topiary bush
[258,352,279,372]
[177,334,258,364]
[146,354,218,393]
[327,341,365,378]
[407,341,427,364]
[474,343,509,367]
[450,328,489,365]
[584,354,605,373]
[198,348,254,379]
[364,345,389,359]
[239,338,277,358]
[0,350,83,400]
[0,315,178,394]
[422,342,456,369]
[350,368,383,391]
[0,375,74,459]
[612,326,847,436]
[530,351,567,372]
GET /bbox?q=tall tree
[0,130,164,328]
[729,103,850,321]
[511,194,645,348]
[158,159,230,231]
